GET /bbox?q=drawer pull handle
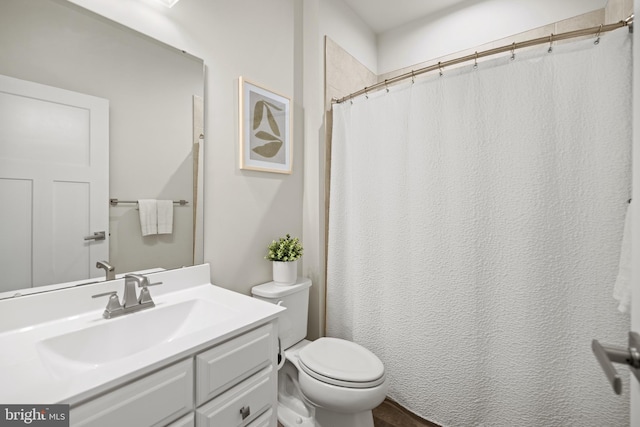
[239,405,251,420]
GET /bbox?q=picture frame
[239,77,292,174]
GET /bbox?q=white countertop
[0,264,284,405]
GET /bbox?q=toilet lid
[298,338,385,388]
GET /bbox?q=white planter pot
[272,260,297,285]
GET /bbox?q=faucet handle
[146,281,163,287]
[138,287,154,305]
[138,281,162,305]
[92,291,117,299]
[92,291,124,318]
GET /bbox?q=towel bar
[110,198,188,207]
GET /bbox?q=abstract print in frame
[239,77,292,173]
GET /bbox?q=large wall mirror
[0,0,205,297]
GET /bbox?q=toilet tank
[251,277,312,350]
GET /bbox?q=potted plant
[266,234,303,285]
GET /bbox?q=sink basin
[37,299,237,376]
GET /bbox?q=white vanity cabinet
[70,359,194,427]
[69,321,278,427]
[195,366,273,426]
[245,408,274,427]
[167,413,195,427]
[194,323,276,426]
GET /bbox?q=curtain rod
[334,16,633,104]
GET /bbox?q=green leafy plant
[266,234,303,262]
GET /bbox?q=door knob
[592,331,640,394]
[84,231,106,241]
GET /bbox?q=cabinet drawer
[195,367,273,427]
[167,412,195,427]
[246,408,273,427]
[70,359,193,427]
[196,323,273,405]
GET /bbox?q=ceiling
[342,0,473,34]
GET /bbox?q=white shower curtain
[327,29,631,426]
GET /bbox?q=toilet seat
[298,338,385,389]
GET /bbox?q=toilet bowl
[252,278,388,427]
[289,339,388,427]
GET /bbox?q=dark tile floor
[373,399,439,427]
[276,399,440,427]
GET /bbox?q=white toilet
[251,278,388,427]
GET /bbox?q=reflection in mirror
[0,0,205,297]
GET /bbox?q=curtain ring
[548,33,554,53]
[385,79,389,93]
[364,87,368,99]
[510,42,516,61]
[438,62,443,77]
[594,24,602,45]
[474,51,478,69]
[411,70,415,84]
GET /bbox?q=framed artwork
[239,77,292,174]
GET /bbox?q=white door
[0,74,109,291]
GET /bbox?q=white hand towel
[157,199,174,235]
[138,199,158,236]
[613,201,632,313]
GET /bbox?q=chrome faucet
[96,261,116,281]
[92,274,162,319]
[123,274,155,308]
